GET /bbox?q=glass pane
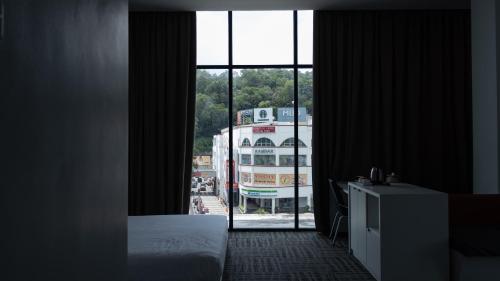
[233,11,293,65]
[197,12,228,65]
[298,68,314,228]
[231,69,296,228]
[191,69,229,224]
[298,10,313,65]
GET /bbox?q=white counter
[348,182,449,281]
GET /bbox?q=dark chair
[328,178,348,248]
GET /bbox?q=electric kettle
[370,167,384,184]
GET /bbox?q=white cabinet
[349,186,366,264]
[348,182,449,281]
[366,227,380,280]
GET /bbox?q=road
[191,195,316,228]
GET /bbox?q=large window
[254,155,276,166]
[240,154,251,165]
[254,138,276,147]
[194,10,313,230]
[281,138,307,147]
[279,155,307,166]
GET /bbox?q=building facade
[213,108,313,214]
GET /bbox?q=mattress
[451,249,500,281]
[128,215,228,281]
[451,226,500,257]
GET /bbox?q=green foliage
[193,137,213,156]
[193,69,313,156]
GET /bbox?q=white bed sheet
[128,215,228,281]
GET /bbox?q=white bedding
[128,215,228,281]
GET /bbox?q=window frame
[197,10,313,231]
[241,138,251,147]
[254,137,276,147]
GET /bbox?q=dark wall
[0,1,128,280]
[471,0,500,194]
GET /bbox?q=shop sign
[241,172,252,183]
[277,107,307,122]
[193,155,211,166]
[254,148,274,154]
[225,160,238,189]
[253,173,276,185]
[254,108,273,123]
[279,174,308,186]
[241,188,278,198]
[253,126,275,133]
[237,109,254,125]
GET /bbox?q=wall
[0,1,128,280]
[471,0,500,194]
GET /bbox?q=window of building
[280,138,307,147]
[279,155,307,166]
[254,155,276,166]
[254,138,276,147]
[241,138,251,147]
[240,154,251,165]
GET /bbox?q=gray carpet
[223,232,375,281]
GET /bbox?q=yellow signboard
[193,155,211,166]
[279,174,308,186]
[253,173,276,185]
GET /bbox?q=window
[254,155,276,166]
[240,154,251,165]
[233,11,293,65]
[241,138,251,147]
[195,10,313,230]
[279,155,307,166]
[280,138,307,147]
[254,138,275,147]
[197,12,228,65]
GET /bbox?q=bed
[128,215,228,281]
[450,226,500,281]
[449,195,500,281]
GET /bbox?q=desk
[348,182,449,281]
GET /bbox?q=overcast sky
[197,11,313,67]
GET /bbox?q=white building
[212,108,313,214]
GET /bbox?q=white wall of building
[212,119,314,212]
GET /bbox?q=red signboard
[252,126,275,133]
[225,160,238,189]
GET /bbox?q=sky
[196,11,313,67]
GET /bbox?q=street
[192,195,315,228]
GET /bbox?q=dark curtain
[129,12,196,215]
[313,10,472,233]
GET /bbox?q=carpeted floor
[222,232,375,281]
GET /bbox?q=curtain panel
[313,10,472,233]
[129,12,196,215]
